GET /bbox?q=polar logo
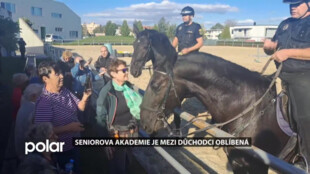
[25,140,65,155]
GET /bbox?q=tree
[104,21,117,36]
[166,24,176,39]
[93,25,104,34]
[211,23,224,30]
[0,18,19,53]
[134,20,143,32]
[120,20,130,37]
[224,20,237,27]
[157,17,169,34]
[82,24,90,37]
[153,24,159,31]
[219,26,231,39]
[200,24,207,39]
[219,20,236,39]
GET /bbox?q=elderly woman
[25,65,41,84]
[16,123,60,174]
[15,84,43,159]
[11,73,29,120]
[34,61,91,173]
[57,50,75,90]
[96,59,142,174]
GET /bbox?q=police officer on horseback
[264,0,310,170]
[172,6,203,55]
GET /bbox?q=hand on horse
[68,122,85,132]
[181,48,190,55]
[105,146,115,160]
[272,49,290,63]
[264,39,278,55]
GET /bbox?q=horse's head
[130,26,154,77]
[131,26,178,77]
[140,70,181,135]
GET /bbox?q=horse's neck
[179,73,266,123]
[152,44,176,73]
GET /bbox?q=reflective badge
[199,29,204,35]
[179,26,182,31]
[283,24,289,31]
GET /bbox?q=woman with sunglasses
[96,59,142,174]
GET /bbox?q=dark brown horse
[130,29,296,173]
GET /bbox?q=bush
[0,18,19,52]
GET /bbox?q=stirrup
[292,153,309,172]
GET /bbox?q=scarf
[112,81,142,120]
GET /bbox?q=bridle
[133,38,153,71]
[140,70,181,136]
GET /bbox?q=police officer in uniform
[172,6,203,55]
[264,0,310,169]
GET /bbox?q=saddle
[276,89,299,161]
[276,91,296,136]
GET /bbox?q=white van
[45,34,63,43]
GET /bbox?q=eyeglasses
[116,68,129,73]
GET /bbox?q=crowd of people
[2,44,144,174]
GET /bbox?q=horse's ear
[133,24,139,36]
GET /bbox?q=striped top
[34,87,80,151]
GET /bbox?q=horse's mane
[176,52,272,89]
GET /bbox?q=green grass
[54,36,135,46]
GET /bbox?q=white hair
[23,84,43,101]
[12,73,29,87]
[26,122,53,144]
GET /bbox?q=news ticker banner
[73,137,251,147]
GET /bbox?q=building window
[69,31,78,38]
[55,27,63,32]
[1,2,15,13]
[51,13,62,18]
[31,7,42,16]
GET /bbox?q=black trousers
[108,131,138,174]
[280,71,310,165]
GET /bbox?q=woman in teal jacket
[96,59,142,174]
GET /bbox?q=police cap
[283,0,308,4]
[181,6,195,16]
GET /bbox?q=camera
[79,60,86,67]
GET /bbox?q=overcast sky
[57,0,290,29]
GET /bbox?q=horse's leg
[228,149,269,174]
